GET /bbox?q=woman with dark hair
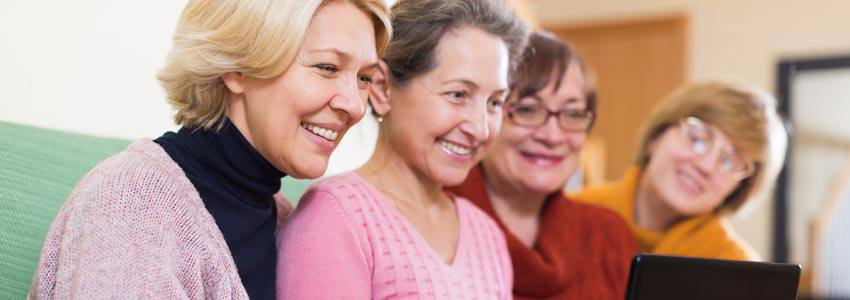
[277,0,529,298]
[449,32,638,299]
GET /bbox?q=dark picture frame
[774,55,850,262]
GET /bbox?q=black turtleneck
[154,118,284,299]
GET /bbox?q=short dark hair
[384,0,530,87]
[510,31,598,130]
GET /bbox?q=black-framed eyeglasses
[679,116,755,180]
[506,103,594,131]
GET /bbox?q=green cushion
[0,121,312,299]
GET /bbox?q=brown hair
[383,0,530,87]
[634,81,788,214]
[510,31,598,130]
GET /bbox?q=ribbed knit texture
[277,172,513,299]
[450,165,638,299]
[30,139,247,299]
[155,118,283,299]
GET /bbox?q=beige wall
[529,0,850,259]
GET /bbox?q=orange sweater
[571,167,760,261]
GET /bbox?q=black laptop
[625,254,801,300]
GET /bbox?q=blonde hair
[634,81,788,214]
[158,0,391,130]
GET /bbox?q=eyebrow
[310,47,350,60]
[444,78,509,96]
[310,47,379,70]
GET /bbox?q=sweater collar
[178,118,284,206]
[450,165,573,297]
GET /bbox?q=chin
[522,174,567,194]
[287,158,329,179]
[434,168,473,187]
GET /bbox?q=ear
[222,72,247,95]
[368,60,392,117]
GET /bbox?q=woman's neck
[357,135,447,209]
[482,163,548,217]
[481,163,547,247]
[634,174,682,231]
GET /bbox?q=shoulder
[298,172,378,217]
[703,217,762,261]
[62,139,205,227]
[549,195,637,251]
[570,181,620,206]
[564,197,631,232]
[283,172,379,239]
[454,197,505,241]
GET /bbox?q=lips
[519,150,564,167]
[300,122,339,141]
[675,168,705,195]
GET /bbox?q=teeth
[679,172,701,192]
[439,139,472,156]
[300,123,339,141]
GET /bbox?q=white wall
[530,0,850,260]
[0,1,187,139]
[0,0,378,176]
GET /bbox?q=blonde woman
[277,0,530,298]
[31,0,390,298]
[573,81,787,261]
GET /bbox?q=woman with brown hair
[573,81,787,261]
[277,0,530,298]
[449,32,638,299]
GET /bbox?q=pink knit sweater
[277,172,513,299]
[30,140,247,299]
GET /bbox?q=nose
[328,75,366,121]
[694,147,721,175]
[532,115,567,146]
[459,99,491,142]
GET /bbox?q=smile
[676,169,705,194]
[300,122,339,141]
[439,139,472,156]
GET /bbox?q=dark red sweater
[448,166,638,299]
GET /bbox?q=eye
[357,74,373,89]
[513,104,538,115]
[446,91,469,101]
[315,64,338,74]
[487,97,504,113]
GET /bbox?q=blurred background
[1,0,849,296]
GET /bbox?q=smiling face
[482,62,588,195]
[224,2,379,179]
[642,123,744,216]
[382,26,510,187]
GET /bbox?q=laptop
[625,253,801,300]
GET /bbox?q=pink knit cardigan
[30,139,247,299]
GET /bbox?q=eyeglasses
[506,103,594,131]
[679,117,754,180]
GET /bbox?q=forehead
[521,63,587,107]
[302,2,378,64]
[429,26,510,90]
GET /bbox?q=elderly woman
[276,0,529,298]
[573,81,787,261]
[449,32,638,299]
[30,0,390,298]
